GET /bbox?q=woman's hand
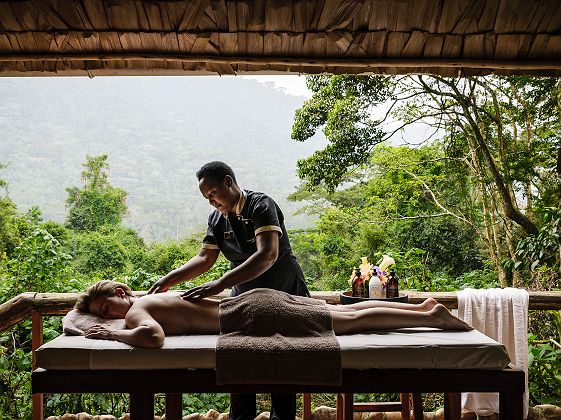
[148,277,172,294]
[181,280,225,301]
[84,325,116,340]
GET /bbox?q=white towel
[457,288,529,418]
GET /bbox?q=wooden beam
[0,53,561,70]
[2,290,561,333]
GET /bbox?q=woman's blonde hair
[75,280,133,313]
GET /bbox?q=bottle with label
[368,273,385,299]
[385,269,399,299]
[352,267,365,298]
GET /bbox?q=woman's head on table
[75,280,135,319]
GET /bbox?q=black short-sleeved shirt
[202,190,309,297]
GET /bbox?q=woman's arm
[84,309,165,348]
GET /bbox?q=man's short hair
[196,161,237,184]
[75,280,133,313]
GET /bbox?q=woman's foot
[430,304,472,331]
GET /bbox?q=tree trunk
[489,191,508,287]
[504,217,521,287]
[463,130,507,285]
[433,77,539,235]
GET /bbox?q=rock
[538,404,561,419]
[527,407,544,420]
[61,415,77,420]
[217,413,229,420]
[528,404,561,420]
[183,414,201,420]
[76,413,93,420]
[311,406,336,420]
[433,408,445,419]
[204,409,220,420]
[361,413,385,420]
[254,412,270,420]
[383,413,403,420]
[98,416,117,420]
[45,417,60,420]
[118,415,130,420]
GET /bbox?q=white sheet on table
[36,328,510,371]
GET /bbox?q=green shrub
[528,334,561,406]
[70,230,128,276]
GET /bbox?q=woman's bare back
[126,293,221,335]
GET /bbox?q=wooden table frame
[33,366,525,420]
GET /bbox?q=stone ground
[45,404,561,420]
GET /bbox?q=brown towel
[62,309,127,336]
[216,288,341,385]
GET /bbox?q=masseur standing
[149,161,309,420]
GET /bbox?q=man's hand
[148,277,171,294]
[181,279,225,301]
[84,325,116,341]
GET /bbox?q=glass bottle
[352,267,365,298]
[386,269,399,299]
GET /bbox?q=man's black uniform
[202,189,309,420]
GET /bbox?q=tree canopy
[291,75,561,288]
[65,155,128,231]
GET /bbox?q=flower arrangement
[348,255,395,287]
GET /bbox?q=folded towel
[216,288,341,385]
[62,309,127,336]
[457,287,529,417]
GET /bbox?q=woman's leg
[326,298,438,313]
[331,304,471,335]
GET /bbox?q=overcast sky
[241,75,312,98]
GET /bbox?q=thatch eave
[1,0,560,77]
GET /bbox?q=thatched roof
[1,0,561,77]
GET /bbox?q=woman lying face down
[75,280,471,349]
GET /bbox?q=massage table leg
[130,392,154,420]
[166,393,182,420]
[500,389,523,420]
[444,392,461,420]
[411,393,423,420]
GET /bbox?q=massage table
[33,328,525,420]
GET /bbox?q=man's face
[199,176,238,214]
[89,288,131,319]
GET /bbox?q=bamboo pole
[2,290,561,334]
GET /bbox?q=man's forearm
[219,249,275,289]
[164,255,214,287]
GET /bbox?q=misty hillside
[0,76,325,242]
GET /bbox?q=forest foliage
[0,74,560,418]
